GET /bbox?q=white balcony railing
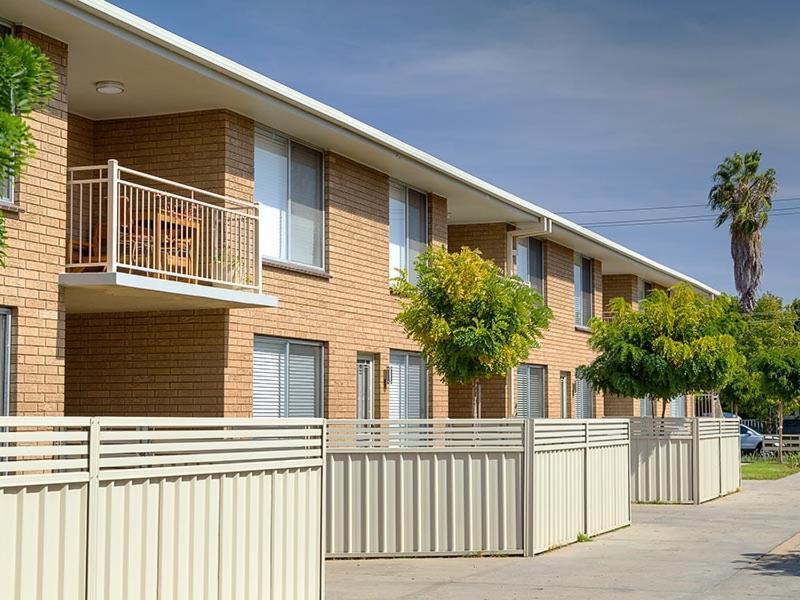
[67,160,261,292]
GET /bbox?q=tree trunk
[778,401,784,464]
[660,398,667,418]
[472,380,482,419]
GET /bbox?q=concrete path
[326,473,800,599]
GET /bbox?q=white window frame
[0,308,11,416]
[1,19,16,204]
[389,181,428,284]
[253,335,325,418]
[515,236,544,295]
[356,355,375,419]
[516,364,546,418]
[387,350,429,419]
[255,126,326,270]
[574,253,594,328]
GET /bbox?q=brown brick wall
[65,310,227,416]
[64,110,250,416]
[445,225,603,418]
[0,28,68,415]
[64,110,449,418]
[226,152,449,419]
[603,274,639,313]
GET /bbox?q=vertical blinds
[388,351,428,418]
[574,254,593,326]
[670,395,686,417]
[517,237,543,294]
[356,358,373,419]
[517,365,545,418]
[253,336,323,418]
[255,129,323,268]
[575,378,594,418]
[0,311,8,416]
[389,183,427,284]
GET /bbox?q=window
[253,336,323,417]
[0,309,10,416]
[388,351,428,418]
[559,371,571,418]
[356,355,375,419]
[517,364,545,418]
[255,128,324,268]
[575,377,594,418]
[638,278,654,302]
[389,182,427,284]
[516,237,544,294]
[670,395,686,417]
[574,254,593,327]
[1,20,15,204]
[639,397,652,417]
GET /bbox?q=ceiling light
[95,80,125,95]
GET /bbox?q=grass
[741,459,800,480]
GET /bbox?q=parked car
[740,424,764,453]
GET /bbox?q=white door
[356,357,374,419]
[389,351,427,418]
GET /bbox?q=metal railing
[67,160,261,292]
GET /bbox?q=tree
[719,293,800,460]
[393,245,552,417]
[580,284,742,417]
[0,34,58,266]
[755,346,800,462]
[708,150,777,313]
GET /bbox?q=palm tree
[708,151,777,313]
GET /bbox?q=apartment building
[0,0,717,420]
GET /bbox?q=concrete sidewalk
[326,473,800,599]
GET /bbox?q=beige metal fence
[0,417,325,600]
[326,418,630,558]
[629,417,740,504]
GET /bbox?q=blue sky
[115,0,799,299]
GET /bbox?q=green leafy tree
[393,245,552,417]
[580,284,742,417]
[755,346,800,462]
[0,34,58,266]
[708,150,777,313]
[719,293,800,460]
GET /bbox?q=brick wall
[226,152,449,419]
[0,28,68,415]
[64,110,248,416]
[603,274,639,313]
[446,225,603,418]
[65,310,227,416]
[64,110,449,418]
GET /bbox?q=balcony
[60,160,276,313]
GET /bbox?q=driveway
[326,472,800,599]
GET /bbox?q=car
[740,424,764,453]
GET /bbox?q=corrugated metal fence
[326,418,631,557]
[629,417,740,504]
[0,417,325,600]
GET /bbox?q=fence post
[583,420,589,536]
[717,419,723,498]
[85,417,101,600]
[692,418,700,505]
[523,419,535,557]
[319,420,327,600]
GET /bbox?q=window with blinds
[253,336,323,418]
[575,377,594,418]
[388,351,428,418]
[255,128,324,268]
[389,182,427,284]
[1,20,15,204]
[0,309,10,416]
[670,395,686,417]
[639,396,652,417]
[516,237,544,295]
[517,364,545,418]
[574,254,593,327]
